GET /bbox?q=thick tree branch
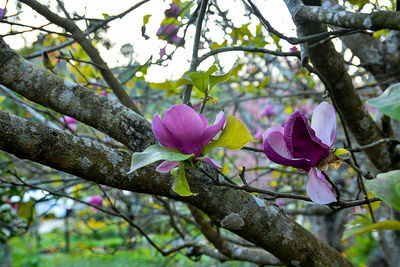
[0,109,352,266]
[289,0,400,31]
[0,37,154,151]
[19,0,142,114]
[188,205,282,265]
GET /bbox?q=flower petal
[306,168,336,204]
[311,102,337,147]
[198,113,210,128]
[201,111,226,147]
[200,157,222,169]
[284,111,329,166]
[156,161,180,173]
[152,113,181,149]
[262,127,313,171]
[163,104,205,156]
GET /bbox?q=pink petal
[156,161,179,173]
[198,113,210,128]
[163,104,205,156]
[201,111,226,147]
[306,168,336,204]
[262,127,313,171]
[311,101,337,147]
[152,113,181,149]
[200,157,222,169]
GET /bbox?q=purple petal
[152,113,181,149]
[156,161,179,173]
[262,127,313,171]
[200,111,226,147]
[306,168,336,204]
[201,157,222,169]
[163,104,205,156]
[284,111,329,166]
[311,102,337,147]
[198,113,210,128]
[168,35,182,45]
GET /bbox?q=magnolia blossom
[152,104,225,173]
[156,24,182,45]
[0,8,5,20]
[165,3,180,17]
[88,195,103,212]
[262,102,337,204]
[60,116,77,131]
[261,104,277,117]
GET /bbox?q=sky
[1,0,297,82]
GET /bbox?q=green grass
[6,226,253,267]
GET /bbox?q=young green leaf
[366,83,400,120]
[365,170,400,212]
[187,65,218,94]
[128,145,194,174]
[171,162,197,196]
[343,220,400,240]
[203,115,255,154]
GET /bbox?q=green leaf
[365,170,400,212]
[149,81,178,94]
[343,220,400,240]
[143,14,151,25]
[366,83,400,120]
[175,71,193,88]
[203,115,255,154]
[18,200,36,220]
[170,162,197,196]
[128,145,194,174]
[209,64,236,93]
[188,65,218,94]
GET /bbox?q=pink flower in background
[290,46,298,52]
[60,116,77,131]
[165,3,180,17]
[156,24,182,45]
[261,104,277,118]
[100,91,108,97]
[159,47,166,61]
[88,195,103,212]
[0,8,5,20]
[254,129,264,140]
[263,102,337,204]
[89,195,103,206]
[152,104,225,172]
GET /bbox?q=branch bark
[289,0,400,31]
[0,37,154,152]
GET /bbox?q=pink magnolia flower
[89,195,103,206]
[156,24,182,45]
[165,3,180,17]
[254,129,264,140]
[159,47,166,61]
[262,102,337,204]
[60,116,77,131]
[0,8,5,20]
[290,46,298,52]
[261,104,277,117]
[152,104,225,173]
